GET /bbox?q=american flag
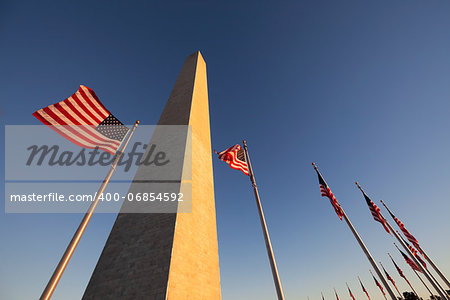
[399,248,422,273]
[314,166,344,220]
[215,144,249,176]
[399,234,427,269]
[358,277,371,300]
[389,255,406,279]
[334,289,340,300]
[381,264,396,287]
[347,284,356,300]
[33,85,129,155]
[357,185,390,234]
[387,209,422,255]
[371,272,385,296]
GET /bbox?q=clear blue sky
[1,1,450,299]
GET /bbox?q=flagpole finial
[393,242,401,251]
[312,162,318,170]
[242,140,247,147]
[135,120,140,124]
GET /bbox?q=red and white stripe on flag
[216,144,249,176]
[395,216,422,255]
[33,85,128,155]
[362,193,391,234]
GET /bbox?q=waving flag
[400,248,422,272]
[33,85,129,155]
[355,183,390,233]
[398,234,427,269]
[215,144,249,175]
[381,200,422,255]
[313,164,344,220]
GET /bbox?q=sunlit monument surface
[83,51,221,299]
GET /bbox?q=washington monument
[83,52,221,299]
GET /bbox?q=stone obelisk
[83,51,221,299]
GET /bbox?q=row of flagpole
[216,141,449,300]
[311,164,449,300]
[311,247,444,300]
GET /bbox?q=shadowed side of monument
[82,52,221,299]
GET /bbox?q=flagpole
[242,140,285,300]
[412,268,434,299]
[370,269,388,300]
[381,200,450,290]
[380,261,403,299]
[40,120,139,300]
[379,204,449,300]
[418,245,450,290]
[388,252,419,298]
[312,164,397,300]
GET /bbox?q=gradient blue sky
[1,1,450,299]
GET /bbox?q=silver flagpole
[381,200,450,290]
[378,202,449,300]
[40,120,140,300]
[370,269,389,300]
[418,245,450,290]
[312,164,397,300]
[242,140,285,300]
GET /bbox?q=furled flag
[356,183,390,233]
[389,254,406,280]
[381,264,397,289]
[398,247,422,273]
[313,164,344,220]
[321,292,325,300]
[334,288,340,300]
[358,276,371,300]
[346,283,356,300]
[33,85,129,155]
[399,233,427,269]
[382,201,422,255]
[371,271,386,296]
[215,144,249,176]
